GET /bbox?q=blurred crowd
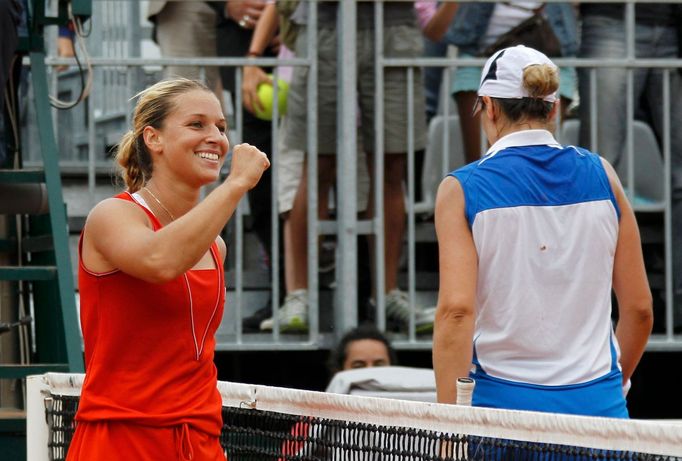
[144,1,682,335]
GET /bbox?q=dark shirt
[318,1,416,29]
[580,3,678,27]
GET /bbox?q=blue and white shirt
[450,129,628,418]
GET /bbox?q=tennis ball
[254,75,289,121]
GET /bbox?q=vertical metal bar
[406,67,416,341]
[126,64,134,130]
[662,70,673,340]
[374,0,386,331]
[49,63,58,159]
[127,0,142,103]
[235,67,245,343]
[625,71,634,199]
[270,67,280,341]
[306,0,319,342]
[30,52,84,372]
[589,68,598,152]
[87,69,96,203]
[336,0,358,335]
[128,0,141,58]
[625,2,635,200]
[117,1,124,61]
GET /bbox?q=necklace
[143,186,176,221]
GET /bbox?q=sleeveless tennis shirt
[70,192,226,457]
[450,130,628,417]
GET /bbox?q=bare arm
[225,0,267,30]
[422,2,458,42]
[602,158,653,385]
[82,144,269,283]
[242,2,279,114]
[433,176,478,404]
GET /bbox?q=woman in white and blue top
[432,45,653,418]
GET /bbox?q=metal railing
[22,0,682,350]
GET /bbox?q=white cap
[477,45,558,103]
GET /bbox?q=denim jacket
[443,3,578,57]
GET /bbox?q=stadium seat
[414,115,467,217]
[560,119,664,208]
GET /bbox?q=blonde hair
[523,64,559,100]
[115,78,212,192]
[491,64,560,123]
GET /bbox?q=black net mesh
[45,394,79,461]
[45,394,680,461]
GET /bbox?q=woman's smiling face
[152,89,229,186]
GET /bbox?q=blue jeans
[423,38,447,122]
[578,15,682,324]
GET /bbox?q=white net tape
[28,373,682,459]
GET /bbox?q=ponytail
[115,130,152,192]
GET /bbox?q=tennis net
[27,373,682,460]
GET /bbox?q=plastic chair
[560,119,664,207]
[414,115,467,216]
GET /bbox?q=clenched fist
[226,143,270,192]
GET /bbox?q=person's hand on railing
[242,64,272,116]
[56,24,76,72]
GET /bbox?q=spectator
[433,46,652,416]
[327,324,397,375]
[246,1,435,334]
[578,3,682,327]
[278,325,399,458]
[214,0,282,332]
[147,1,222,100]
[414,1,459,204]
[443,2,578,164]
[243,5,375,331]
[55,24,76,73]
[415,1,458,45]
[415,0,459,123]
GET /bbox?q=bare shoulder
[599,157,624,192]
[435,175,465,210]
[437,175,463,193]
[85,196,151,231]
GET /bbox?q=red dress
[67,192,226,461]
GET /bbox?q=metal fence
[23,0,682,350]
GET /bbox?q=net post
[26,374,50,461]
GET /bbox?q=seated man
[326,325,436,402]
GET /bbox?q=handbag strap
[502,2,545,15]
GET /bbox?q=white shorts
[277,118,370,214]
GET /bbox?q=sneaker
[242,300,272,333]
[382,289,434,334]
[259,289,309,333]
[319,240,336,274]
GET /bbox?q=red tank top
[75,192,225,436]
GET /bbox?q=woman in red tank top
[67,78,270,461]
